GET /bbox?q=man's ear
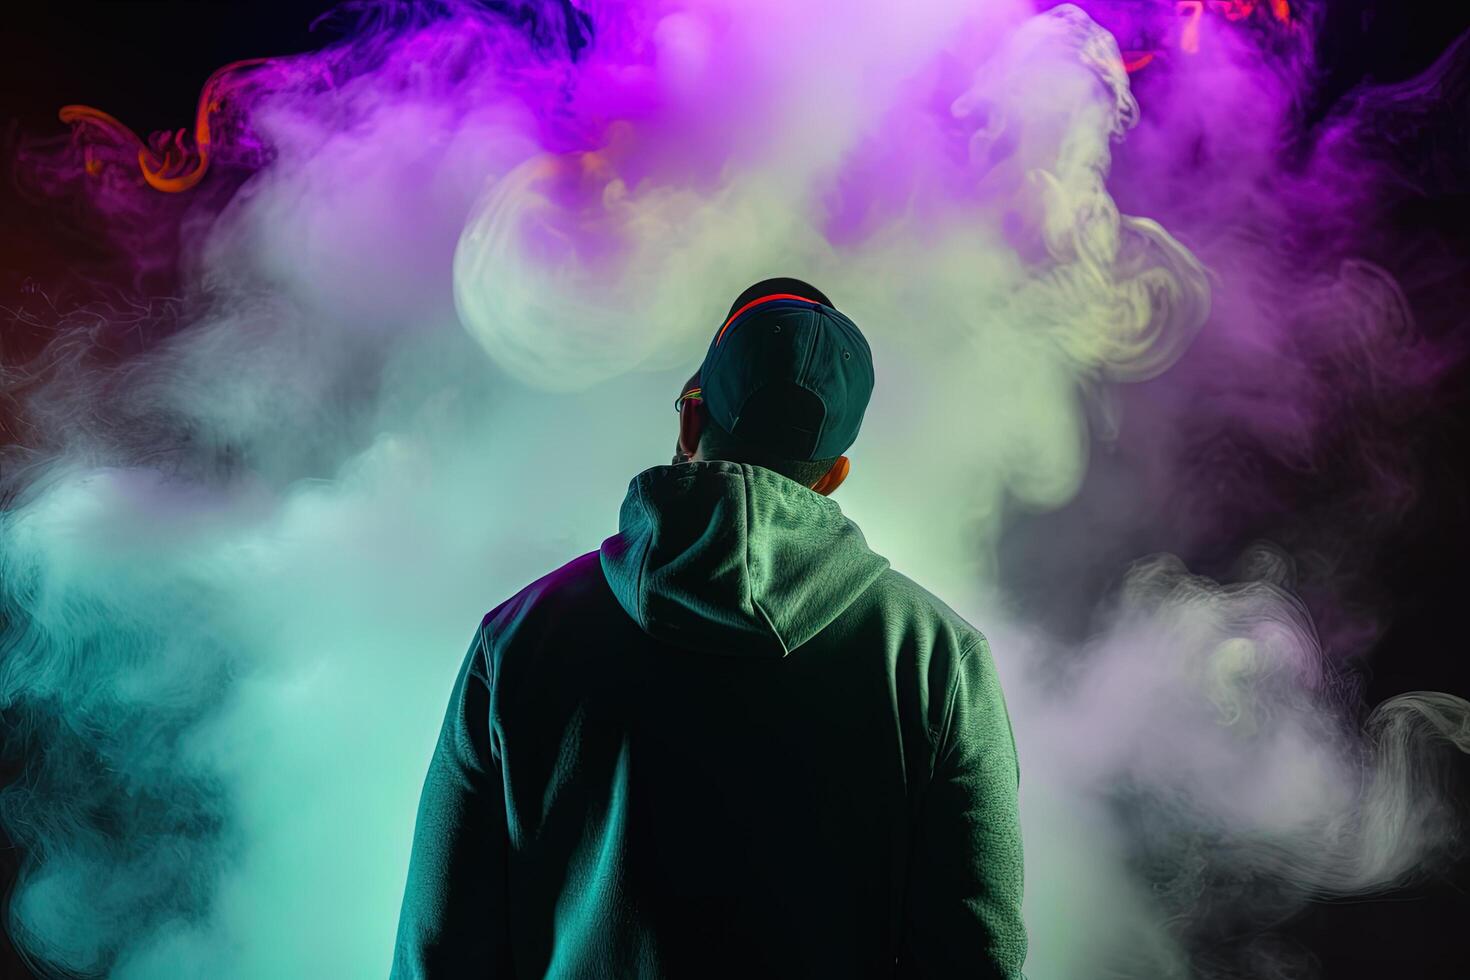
[810,455,850,496]
[678,399,705,459]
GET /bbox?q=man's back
[392,461,1027,978]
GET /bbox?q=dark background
[3,2,1469,977]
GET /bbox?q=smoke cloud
[1,1,1466,977]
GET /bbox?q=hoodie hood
[599,460,890,658]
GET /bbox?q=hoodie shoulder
[862,566,988,656]
[482,550,617,648]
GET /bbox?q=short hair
[697,412,839,488]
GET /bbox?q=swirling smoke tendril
[1,2,1467,977]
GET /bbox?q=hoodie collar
[599,461,890,658]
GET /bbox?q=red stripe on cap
[714,293,820,347]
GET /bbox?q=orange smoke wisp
[1122,51,1157,73]
[1123,0,1290,75]
[1211,0,1256,21]
[1179,1,1204,55]
[59,57,272,193]
[1205,0,1290,22]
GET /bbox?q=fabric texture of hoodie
[391,460,1027,978]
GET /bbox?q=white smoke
[0,3,1463,978]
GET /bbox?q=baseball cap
[675,277,875,460]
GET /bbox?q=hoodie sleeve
[899,635,1028,979]
[390,621,512,978]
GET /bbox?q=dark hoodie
[391,461,1027,979]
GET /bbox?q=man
[391,277,1028,978]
